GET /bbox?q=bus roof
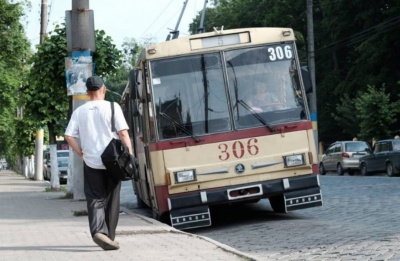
[138,27,295,61]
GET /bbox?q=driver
[246,81,280,112]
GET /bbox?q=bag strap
[110,102,116,132]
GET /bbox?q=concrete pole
[40,0,48,44]
[34,128,44,181]
[71,96,88,200]
[68,0,93,200]
[34,0,47,181]
[307,0,318,155]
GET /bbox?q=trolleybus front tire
[269,195,286,213]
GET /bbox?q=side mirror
[301,66,313,94]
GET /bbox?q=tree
[0,0,31,165]
[355,84,400,141]
[332,94,360,139]
[22,23,122,190]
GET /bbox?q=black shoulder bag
[101,102,138,181]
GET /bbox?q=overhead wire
[139,0,174,39]
[315,15,400,54]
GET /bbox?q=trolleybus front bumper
[168,174,322,230]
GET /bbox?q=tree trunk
[48,123,60,190]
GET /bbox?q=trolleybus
[121,27,322,230]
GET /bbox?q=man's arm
[118,129,133,155]
[64,135,83,159]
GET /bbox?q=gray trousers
[83,163,121,240]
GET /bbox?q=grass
[73,209,88,216]
[44,185,74,199]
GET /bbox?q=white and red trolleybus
[121,27,322,230]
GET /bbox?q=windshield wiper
[159,112,201,142]
[237,100,274,131]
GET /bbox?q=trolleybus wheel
[269,195,286,213]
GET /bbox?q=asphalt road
[121,174,400,260]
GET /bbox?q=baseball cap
[86,75,104,91]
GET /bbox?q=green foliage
[355,85,400,141]
[0,0,31,160]
[332,94,360,139]
[22,24,123,146]
[92,30,123,77]
[104,38,147,103]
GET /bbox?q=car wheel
[319,163,326,175]
[360,163,368,176]
[337,163,344,175]
[386,162,395,177]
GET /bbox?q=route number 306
[218,138,259,161]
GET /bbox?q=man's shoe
[93,233,120,250]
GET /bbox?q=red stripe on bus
[312,163,319,174]
[149,121,312,151]
[155,185,169,214]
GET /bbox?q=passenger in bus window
[246,81,281,112]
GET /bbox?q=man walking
[65,76,132,250]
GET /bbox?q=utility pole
[34,0,47,181]
[65,0,95,200]
[307,0,319,155]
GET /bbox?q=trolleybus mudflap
[168,175,322,229]
[170,205,211,230]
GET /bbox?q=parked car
[43,150,69,181]
[359,139,400,177]
[319,141,371,175]
[45,156,69,184]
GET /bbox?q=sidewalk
[0,170,256,261]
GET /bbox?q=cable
[315,15,400,54]
[139,0,174,39]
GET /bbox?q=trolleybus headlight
[283,154,305,167]
[174,169,196,183]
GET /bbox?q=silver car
[46,156,69,184]
[319,141,371,175]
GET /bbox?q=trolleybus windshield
[151,43,307,141]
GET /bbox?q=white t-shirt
[65,100,129,169]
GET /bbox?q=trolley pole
[34,0,47,181]
[66,0,95,200]
[307,0,318,155]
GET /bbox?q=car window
[374,143,381,153]
[57,151,69,157]
[345,142,368,152]
[58,158,69,167]
[393,141,400,151]
[381,142,390,152]
[334,144,341,153]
